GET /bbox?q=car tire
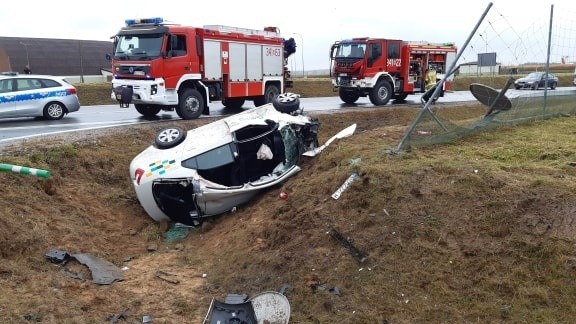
[532,84,538,90]
[154,127,186,149]
[254,84,280,107]
[43,102,66,120]
[550,82,557,90]
[135,104,161,118]
[177,89,204,120]
[339,88,360,104]
[272,92,300,113]
[369,80,393,106]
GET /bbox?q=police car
[0,72,81,120]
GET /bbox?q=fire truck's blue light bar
[125,17,164,26]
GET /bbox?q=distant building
[0,36,112,83]
[457,61,501,76]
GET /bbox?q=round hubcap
[276,92,298,103]
[157,128,181,143]
[48,104,63,118]
[185,97,200,113]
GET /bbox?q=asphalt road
[0,88,571,144]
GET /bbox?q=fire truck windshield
[334,43,366,59]
[114,33,164,60]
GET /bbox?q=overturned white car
[129,94,356,226]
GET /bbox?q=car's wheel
[272,92,300,113]
[532,84,538,90]
[339,88,360,104]
[222,98,245,109]
[515,86,521,90]
[43,102,65,120]
[550,82,557,90]
[135,104,161,118]
[154,127,186,149]
[254,84,280,107]
[177,89,204,120]
[369,80,393,106]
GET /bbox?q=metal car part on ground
[129,94,356,226]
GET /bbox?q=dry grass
[1,101,576,322]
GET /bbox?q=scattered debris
[568,162,576,167]
[72,253,124,285]
[146,244,158,252]
[45,249,124,285]
[329,228,367,263]
[307,275,341,295]
[107,309,129,323]
[278,284,291,295]
[224,294,248,304]
[155,270,180,284]
[203,291,290,324]
[349,158,362,166]
[331,172,359,200]
[164,223,194,242]
[142,315,153,323]
[45,249,70,264]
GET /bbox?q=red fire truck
[330,38,457,105]
[109,17,295,119]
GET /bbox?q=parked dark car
[514,72,558,90]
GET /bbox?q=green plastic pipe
[0,163,51,178]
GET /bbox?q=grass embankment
[2,104,576,322]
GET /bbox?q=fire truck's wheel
[338,89,360,104]
[369,81,393,106]
[178,89,204,120]
[154,127,186,149]
[254,84,280,107]
[135,104,161,118]
[222,98,245,109]
[272,92,300,113]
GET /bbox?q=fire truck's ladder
[406,41,456,47]
[203,25,280,38]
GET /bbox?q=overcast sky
[2,0,575,71]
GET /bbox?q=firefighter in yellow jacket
[425,68,437,90]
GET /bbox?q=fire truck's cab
[330,38,457,106]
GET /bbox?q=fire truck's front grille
[338,77,352,86]
[116,65,150,75]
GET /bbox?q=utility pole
[292,33,305,78]
[20,42,30,71]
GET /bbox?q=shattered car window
[182,143,237,170]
